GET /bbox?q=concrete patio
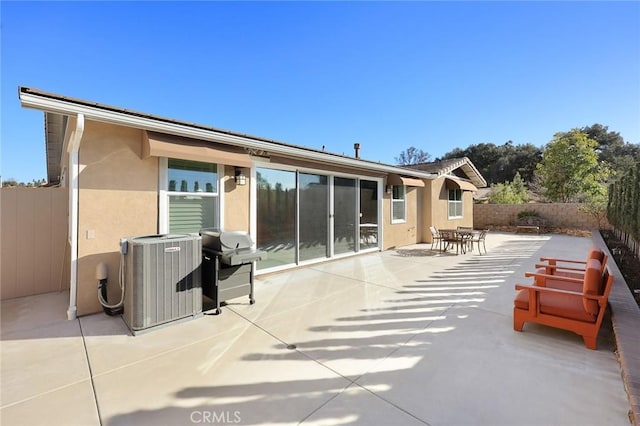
[0,232,631,425]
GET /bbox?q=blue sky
[2,1,639,183]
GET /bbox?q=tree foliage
[534,129,609,203]
[581,124,640,175]
[607,161,640,242]
[395,147,431,165]
[441,141,542,185]
[1,178,47,188]
[488,172,529,204]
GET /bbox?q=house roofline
[407,157,487,188]
[19,87,441,181]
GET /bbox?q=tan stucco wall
[223,165,250,232]
[382,186,422,249]
[421,182,433,242]
[425,178,474,242]
[77,121,158,315]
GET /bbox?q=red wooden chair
[535,246,608,280]
[513,259,614,349]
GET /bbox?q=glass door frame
[251,161,383,274]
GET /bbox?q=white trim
[359,177,383,251]
[328,176,335,258]
[217,163,224,230]
[158,158,168,234]
[447,188,464,219]
[391,185,407,224]
[20,90,438,180]
[249,167,257,247]
[161,158,222,234]
[355,180,361,252]
[66,114,84,321]
[376,178,384,250]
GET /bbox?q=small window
[448,189,463,218]
[391,185,406,223]
[167,159,219,233]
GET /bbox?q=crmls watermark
[190,410,242,424]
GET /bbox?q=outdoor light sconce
[385,185,392,194]
[234,167,247,185]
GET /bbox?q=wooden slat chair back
[535,247,608,285]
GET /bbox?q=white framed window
[391,185,406,223]
[448,189,463,218]
[161,158,220,234]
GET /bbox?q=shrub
[517,210,540,219]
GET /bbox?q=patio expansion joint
[229,307,351,381]
[315,307,460,426]
[0,376,93,411]
[0,318,100,414]
[299,382,433,426]
[78,317,103,425]
[82,309,253,380]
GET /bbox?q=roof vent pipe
[354,143,360,159]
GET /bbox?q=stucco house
[18,87,486,318]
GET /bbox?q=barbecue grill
[200,229,266,314]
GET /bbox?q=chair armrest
[534,264,586,272]
[516,284,607,303]
[515,283,584,297]
[539,257,587,265]
[523,271,583,284]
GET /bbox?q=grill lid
[220,248,266,266]
[201,229,254,252]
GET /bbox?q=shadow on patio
[1,233,630,425]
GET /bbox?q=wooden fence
[0,187,69,300]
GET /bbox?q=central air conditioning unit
[122,234,202,334]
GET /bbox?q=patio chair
[513,259,614,350]
[429,226,443,251]
[534,247,608,283]
[439,229,465,254]
[467,229,489,255]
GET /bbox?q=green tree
[488,171,529,204]
[1,178,46,188]
[395,147,431,165]
[535,130,609,202]
[441,142,542,185]
[581,123,640,175]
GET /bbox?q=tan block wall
[223,165,250,232]
[77,121,158,315]
[0,187,69,299]
[473,203,610,229]
[382,186,422,249]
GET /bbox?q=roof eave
[20,87,438,180]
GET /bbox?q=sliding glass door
[360,180,379,249]
[256,168,296,269]
[334,177,357,255]
[256,168,380,271]
[299,173,329,262]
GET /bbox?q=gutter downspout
[66,114,85,320]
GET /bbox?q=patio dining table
[439,228,476,255]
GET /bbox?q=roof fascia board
[20,90,437,180]
[436,157,486,188]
